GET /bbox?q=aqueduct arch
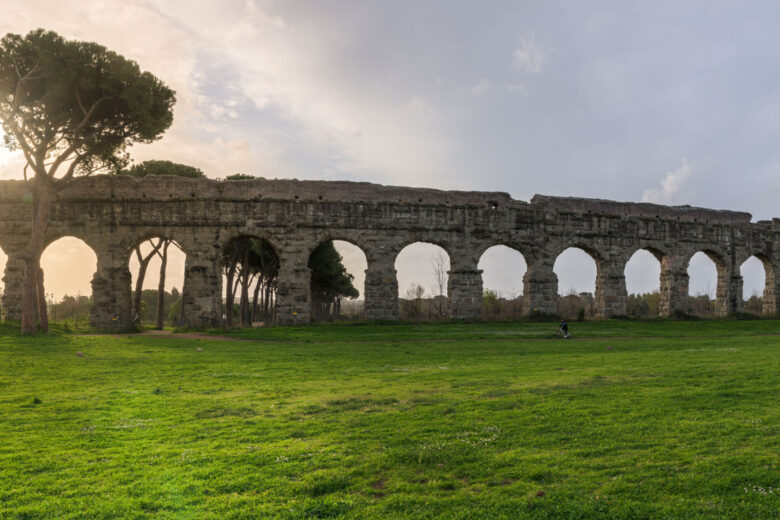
[0,176,778,330]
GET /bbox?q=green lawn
[1,320,779,519]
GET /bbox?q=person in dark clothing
[558,319,569,338]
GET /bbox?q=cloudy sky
[1,0,778,301]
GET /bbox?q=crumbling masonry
[0,175,777,331]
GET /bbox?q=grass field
[1,320,779,519]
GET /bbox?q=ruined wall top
[531,194,753,226]
[0,175,515,207]
[0,175,762,226]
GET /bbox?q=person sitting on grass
[557,318,569,339]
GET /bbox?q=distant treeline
[133,288,181,325]
[0,288,769,324]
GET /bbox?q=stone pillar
[364,258,398,321]
[275,250,311,326]
[762,262,779,315]
[181,240,222,329]
[659,258,689,317]
[715,269,743,317]
[523,264,558,316]
[90,245,133,332]
[448,269,483,320]
[593,260,627,318]
[1,249,25,322]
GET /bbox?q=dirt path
[75,330,780,343]
[79,330,250,342]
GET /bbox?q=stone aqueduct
[0,175,777,331]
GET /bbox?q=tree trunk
[22,178,54,333]
[156,240,170,330]
[225,265,235,327]
[238,247,251,326]
[252,279,262,322]
[35,266,48,330]
[132,247,148,325]
[132,240,162,326]
[264,283,272,321]
[224,245,241,327]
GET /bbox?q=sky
[1,0,778,301]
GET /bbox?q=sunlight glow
[0,127,11,166]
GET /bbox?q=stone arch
[307,238,367,321]
[395,236,455,263]
[306,230,371,259]
[395,241,451,320]
[477,244,526,320]
[623,246,666,317]
[126,234,187,328]
[552,246,600,319]
[40,236,99,322]
[215,229,285,260]
[686,250,721,298]
[553,246,599,296]
[685,248,738,317]
[740,253,775,314]
[220,234,282,327]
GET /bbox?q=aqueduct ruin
[0,175,777,331]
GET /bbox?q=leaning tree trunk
[224,246,240,327]
[239,274,250,326]
[22,179,55,333]
[225,265,236,327]
[132,249,150,325]
[156,240,170,330]
[251,279,262,322]
[132,240,162,326]
[263,283,272,321]
[238,247,251,326]
[35,266,48,328]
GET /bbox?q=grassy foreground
[1,321,779,519]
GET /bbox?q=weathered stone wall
[0,175,776,330]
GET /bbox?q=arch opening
[687,251,719,317]
[308,240,365,322]
[553,247,597,319]
[740,255,768,314]
[221,236,280,327]
[40,237,97,324]
[477,245,526,320]
[624,249,662,318]
[395,242,450,321]
[128,237,187,329]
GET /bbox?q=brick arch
[474,240,528,265]
[117,229,189,258]
[681,247,730,272]
[738,252,777,314]
[42,232,101,254]
[681,246,740,317]
[394,238,455,265]
[549,241,607,270]
[213,230,285,259]
[624,243,669,263]
[304,232,370,261]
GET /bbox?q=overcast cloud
[1,0,777,301]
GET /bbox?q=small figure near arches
[556,318,569,339]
